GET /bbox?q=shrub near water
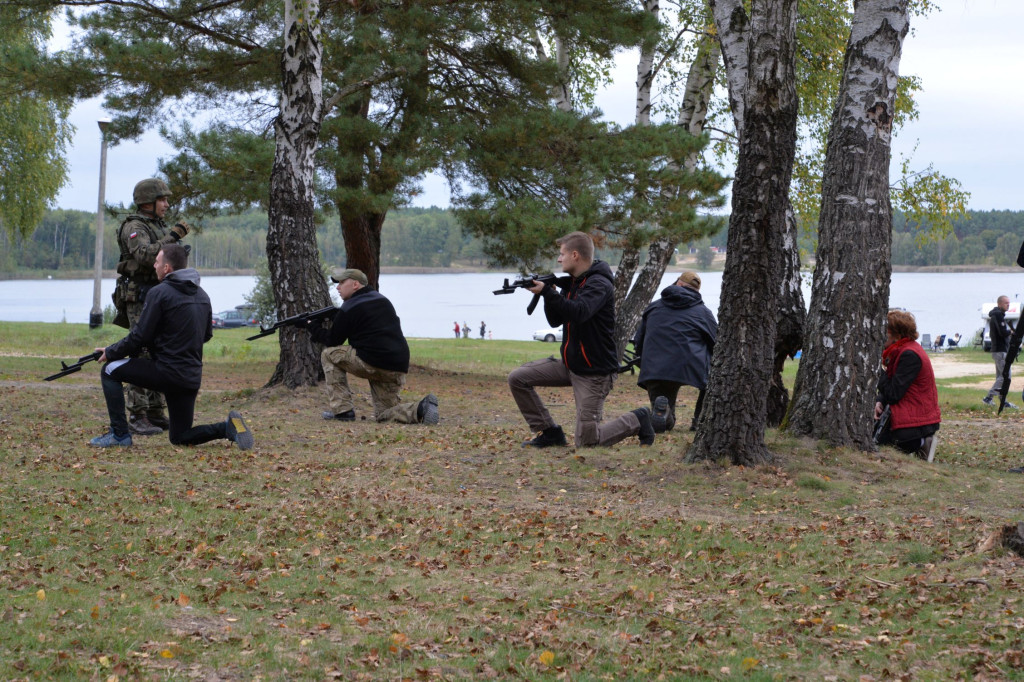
[1,322,1023,679]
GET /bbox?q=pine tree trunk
[265,0,330,388]
[341,212,386,290]
[784,0,909,448]
[687,0,799,466]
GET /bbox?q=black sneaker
[417,394,440,425]
[523,425,567,448]
[226,410,254,450]
[651,396,669,433]
[633,408,655,446]
[322,409,356,421]
[128,415,163,436]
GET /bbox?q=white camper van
[979,301,1022,351]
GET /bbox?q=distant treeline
[2,206,1018,273]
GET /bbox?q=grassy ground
[1,323,1022,680]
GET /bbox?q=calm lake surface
[1,271,1020,343]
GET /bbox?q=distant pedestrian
[983,295,1017,408]
[488,331,493,340]
[454,321,460,339]
[480,321,486,339]
[462,321,470,339]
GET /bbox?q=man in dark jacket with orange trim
[508,231,655,448]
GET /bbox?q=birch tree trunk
[265,0,330,388]
[687,0,798,466]
[710,0,804,427]
[784,0,909,448]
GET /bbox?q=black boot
[633,408,655,446]
[651,396,669,433]
[523,425,567,448]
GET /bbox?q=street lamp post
[89,119,111,329]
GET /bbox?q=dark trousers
[644,380,706,431]
[101,358,227,445]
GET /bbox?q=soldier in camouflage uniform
[114,178,191,435]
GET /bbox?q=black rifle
[247,306,337,341]
[493,274,568,315]
[617,347,641,374]
[44,350,102,381]
[872,405,891,445]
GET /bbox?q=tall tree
[686,0,799,465]
[784,0,910,447]
[0,6,71,239]
[265,0,329,388]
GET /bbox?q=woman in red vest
[874,309,941,461]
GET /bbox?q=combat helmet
[133,178,171,206]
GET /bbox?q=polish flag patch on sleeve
[129,232,138,239]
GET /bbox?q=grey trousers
[987,351,1009,399]
[508,356,640,447]
[321,346,420,423]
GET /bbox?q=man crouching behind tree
[89,243,254,450]
[308,268,439,425]
[508,231,655,448]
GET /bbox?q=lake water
[1,271,1020,343]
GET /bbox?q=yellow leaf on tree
[539,650,555,666]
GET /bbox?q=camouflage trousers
[321,346,419,423]
[126,299,167,418]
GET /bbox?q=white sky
[54,0,1024,213]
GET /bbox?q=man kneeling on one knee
[90,243,253,450]
[307,268,439,425]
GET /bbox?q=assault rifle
[44,350,102,381]
[617,347,641,374]
[872,405,891,445]
[247,306,337,341]
[493,274,569,315]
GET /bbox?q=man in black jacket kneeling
[90,243,253,450]
[309,268,439,425]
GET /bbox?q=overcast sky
[54,0,1023,213]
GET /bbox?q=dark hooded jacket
[989,305,1011,353]
[105,268,212,390]
[538,260,617,375]
[634,284,717,389]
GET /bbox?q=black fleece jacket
[310,286,410,373]
[539,260,618,375]
[105,268,212,390]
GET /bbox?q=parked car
[212,306,259,328]
[533,327,562,343]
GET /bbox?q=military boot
[129,415,163,436]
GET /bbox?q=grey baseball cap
[330,268,368,285]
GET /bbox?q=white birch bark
[785,0,910,447]
[265,0,330,387]
[635,0,659,126]
[688,0,799,465]
[708,0,749,134]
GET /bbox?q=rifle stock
[247,305,337,341]
[44,350,102,381]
